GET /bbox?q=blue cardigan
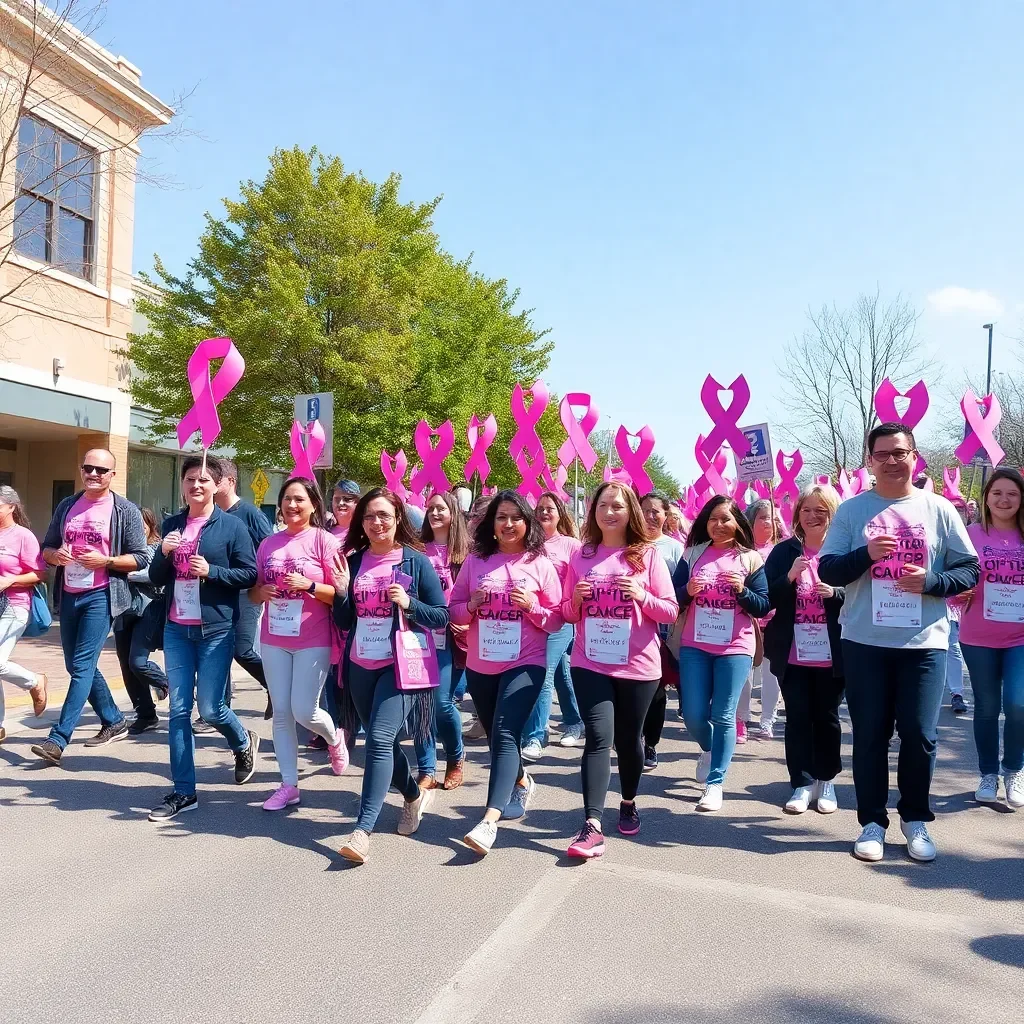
[149,505,257,633]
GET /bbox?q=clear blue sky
[103,0,1024,481]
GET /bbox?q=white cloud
[927,286,1004,317]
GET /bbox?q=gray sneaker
[502,772,535,820]
[559,723,584,747]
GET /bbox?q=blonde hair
[792,484,840,542]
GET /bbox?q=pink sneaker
[736,721,747,744]
[262,784,300,811]
[567,821,605,860]
[328,731,349,776]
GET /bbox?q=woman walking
[763,485,845,814]
[563,482,678,859]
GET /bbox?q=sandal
[442,759,465,791]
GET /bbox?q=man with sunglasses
[32,449,147,765]
[819,423,979,863]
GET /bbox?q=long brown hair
[346,488,423,553]
[538,491,578,539]
[981,468,1024,540]
[687,495,756,551]
[0,485,29,528]
[421,491,470,566]
[581,482,650,573]
[277,476,328,529]
[141,507,160,544]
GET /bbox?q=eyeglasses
[363,512,395,524]
[81,464,113,476]
[871,449,914,464]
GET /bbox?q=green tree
[127,146,560,484]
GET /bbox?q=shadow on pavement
[970,933,1024,969]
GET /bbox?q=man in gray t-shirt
[819,423,978,865]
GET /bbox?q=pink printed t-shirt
[168,516,208,625]
[449,551,562,673]
[958,523,1024,649]
[331,525,349,547]
[681,546,757,656]
[257,527,340,650]
[62,493,113,593]
[756,542,776,626]
[543,534,582,587]
[424,542,454,600]
[562,544,678,681]
[0,524,46,611]
[787,547,832,668]
[350,548,404,669]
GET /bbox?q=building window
[128,449,179,522]
[14,114,96,281]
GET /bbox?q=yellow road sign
[251,468,270,506]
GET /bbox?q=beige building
[0,1,172,533]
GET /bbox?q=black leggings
[467,664,545,813]
[779,665,845,789]
[643,684,667,748]
[113,614,167,719]
[575,668,660,823]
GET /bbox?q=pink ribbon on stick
[874,378,931,474]
[176,337,245,450]
[464,414,498,486]
[942,467,964,502]
[955,390,1005,468]
[542,462,570,502]
[290,419,325,480]
[614,425,656,494]
[509,380,549,461]
[698,375,752,463]
[515,449,548,504]
[694,435,729,496]
[774,449,804,505]
[381,449,410,501]
[557,394,600,472]
[409,419,455,496]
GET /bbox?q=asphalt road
[1,680,1021,1024]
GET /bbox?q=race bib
[983,582,1024,623]
[871,579,922,628]
[478,618,521,661]
[65,561,95,590]
[173,579,201,621]
[268,598,303,637]
[431,627,448,651]
[794,622,830,663]
[694,602,734,646]
[355,616,394,660]
[585,617,631,665]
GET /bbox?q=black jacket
[764,537,845,682]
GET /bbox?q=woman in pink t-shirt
[450,490,563,856]
[675,496,770,812]
[959,468,1024,809]
[0,485,48,739]
[562,482,679,859]
[251,477,348,811]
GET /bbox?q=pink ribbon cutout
[955,390,1005,467]
[542,462,570,502]
[613,425,655,494]
[290,419,326,480]
[694,435,729,496]
[409,419,455,496]
[835,469,862,501]
[464,414,498,486]
[604,465,633,486]
[774,449,804,506]
[176,337,245,450]
[814,474,832,487]
[557,394,600,472]
[380,449,410,501]
[515,449,547,504]
[874,378,931,473]
[698,375,752,463]
[509,379,549,461]
[684,485,702,520]
[942,467,964,502]
[853,468,871,493]
[752,480,773,501]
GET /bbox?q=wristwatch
[307,580,317,594]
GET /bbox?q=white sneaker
[696,783,723,812]
[853,822,886,862]
[695,750,711,784]
[784,786,813,814]
[1004,770,1024,809]
[814,779,838,814]
[464,819,498,856]
[758,721,774,740]
[975,773,1000,804]
[900,819,936,862]
[521,740,543,762]
[559,723,584,747]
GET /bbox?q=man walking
[32,449,147,765]
[819,423,979,863]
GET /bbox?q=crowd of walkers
[0,421,1021,865]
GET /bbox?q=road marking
[411,863,586,1024]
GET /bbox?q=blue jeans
[454,668,468,702]
[414,646,463,774]
[961,643,1024,776]
[49,588,124,750]
[945,619,965,698]
[679,646,753,785]
[165,622,249,796]
[522,623,581,745]
[347,661,421,833]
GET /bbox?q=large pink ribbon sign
[290,418,325,480]
[694,435,729,497]
[698,375,752,463]
[955,390,1005,468]
[614,425,655,494]
[943,466,964,502]
[515,449,547,504]
[381,449,410,501]
[176,337,245,450]
[409,419,455,496]
[557,393,600,472]
[774,449,804,506]
[853,468,871,493]
[835,469,863,501]
[542,462,571,502]
[509,379,549,462]
[464,414,498,486]
[874,378,930,473]
[684,485,701,520]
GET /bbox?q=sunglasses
[81,464,113,476]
